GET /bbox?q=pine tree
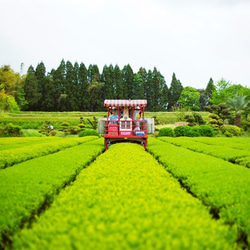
[168,73,183,110]
[133,74,144,99]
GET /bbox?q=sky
[1,0,250,89]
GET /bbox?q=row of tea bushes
[188,137,250,151]
[0,138,104,248]
[11,143,237,249]
[158,137,250,167]
[147,137,250,248]
[0,137,62,150]
[0,136,99,169]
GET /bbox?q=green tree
[65,61,78,111]
[133,73,144,99]
[122,64,134,99]
[178,86,201,111]
[78,63,89,111]
[35,62,46,109]
[51,59,67,111]
[101,64,114,100]
[211,78,231,104]
[42,75,57,111]
[24,66,41,111]
[205,78,215,105]
[113,65,123,99]
[0,65,26,109]
[0,88,20,112]
[225,94,250,127]
[138,67,147,99]
[168,73,183,110]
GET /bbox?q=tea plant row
[0,136,98,169]
[158,137,250,168]
[0,138,104,248]
[11,143,237,249]
[147,137,250,247]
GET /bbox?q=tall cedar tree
[42,75,57,111]
[24,66,41,111]
[122,64,134,99]
[205,78,215,105]
[101,64,114,100]
[78,63,89,111]
[113,64,123,99]
[65,61,78,111]
[138,67,148,99]
[87,65,103,111]
[35,62,46,109]
[168,73,183,110]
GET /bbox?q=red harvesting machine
[103,99,148,150]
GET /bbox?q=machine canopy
[104,99,147,107]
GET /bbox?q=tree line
[0,60,249,112]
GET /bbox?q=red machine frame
[104,99,148,150]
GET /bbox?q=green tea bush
[11,143,236,249]
[174,125,191,137]
[0,138,104,248]
[221,125,241,136]
[79,129,100,137]
[158,127,175,137]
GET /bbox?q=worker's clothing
[108,114,118,124]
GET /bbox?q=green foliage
[0,90,20,112]
[12,143,236,249]
[168,73,183,110]
[157,136,249,166]
[173,125,191,136]
[87,116,98,130]
[241,120,250,131]
[148,137,250,247]
[221,125,242,136]
[79,129,100,137]
[0,136,98,169]
[178,86,201,111]
[0,123,23,137]
[198,125,215,137]
[158,127,175,137]
[0,138,104,248]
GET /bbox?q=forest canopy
[0,60,249,112]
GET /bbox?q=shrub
[186,127,200,137]
[158,127,175,137]
[198,125,214,137]
[241,120,250,131]
[79,129,100,137]
[224,131,233,137]
[0,123,23,137]
[221,125,241,136]
[68,126,81,135]
[174,125,191,137]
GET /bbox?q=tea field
[0,136,249,249]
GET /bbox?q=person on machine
[108,109,118,124]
